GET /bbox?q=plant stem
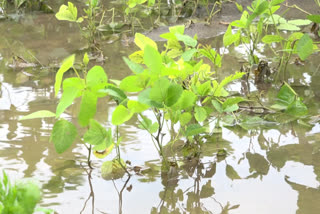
[88,144,93,169]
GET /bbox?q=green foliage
[55,2,83,23]
[0,171,52,214]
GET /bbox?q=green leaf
[222,97,246,112]
[134,33,158,50]
[123,57,144,74]
[91,0,99,7]
[84,120,112,148]
[181,49,197,61]
[138,88,163,108]
[19,110,56,121]
[149,78,183,107]
[127,100,149,113]
[246,1,269,27]
[212,100,223,113]
[55,2,78,22]
[273,82,296,108]
[226,164,241,180]
[185,124,207,136]
[197,81,212,96]
[213,72,246,97]
[55,54,75,96]
[288,19,312,26]
[262,35,284,44]
[179,112,192,126]
[296,34,313,60]
[83,52,89,66]
[235,2,243,12]
[286,98,308,116]
[138,115,159,133]
[194,106,207,122]
[278,23,300,31]
[101,159,126,180]
[86,66,108,95]
[100,85,127,103]
[50,119,77,154]
[144,45,162,75]
[223,25,240,47]
[174,90,197,110]
[307,15,320,23]
[56,87,81,117]
[270,0,285,6]
[175,34,197,47]
[169,25,185,35]
[78,90,98,127]
[112,105,133,125]
[120,75,144,92]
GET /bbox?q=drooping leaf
[54,54,75,96]
[56,87,81,117]
[19,110,56,121]
[100,85,127,104]
[123,57,144,74]
[50,119,77,154]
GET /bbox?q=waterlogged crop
[223,0,319,76]
[20,23,310,175]
[0,171,52,214]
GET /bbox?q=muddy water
[1,1,320,214]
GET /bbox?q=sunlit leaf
[19,110,56,121]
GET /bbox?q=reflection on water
[0,5,320,214]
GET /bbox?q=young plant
[55,1,103,50]
[0,171,52,214]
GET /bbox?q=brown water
[1,1,320,214]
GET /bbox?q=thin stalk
[116,126,130,175]
[88,144,93,169]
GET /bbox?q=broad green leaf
[307,15,320,23]
[56,87,81,117]
[262,35,284,44]
[149,78,182,107]
[273,82,296,108]
[120,75,144,92]
[194,106,207,122]
[144,45,162,75]
[296,34,313,60]
[179,112,192,126]
[222,97,246,111]
[123,57,144,74]
[212,100,223,113]
[223,25,240,47]
[197,81,212,96]
[112,105,133,125]
[288,19,312,26]
[86,66,108,95]
[62,77,85,91]
[84,120,112,149]
[50,119,77,154]
[55,2,78,22]
[134,33,158,50]
[100,85,127,104]
[101,159,126,180]
[129,50,144,64]
[127,100,149,113]
[55,54,75,96]
[278,23,300,31]
[182,48,197,61]
[226,164,241,180]
[286,98,308,117]
[185,124,207,136]
[174,90,197,110]
[78,90,98,127]
[175,34,197,47]
[138,88,163,108]
[239,116,267,130]
[19,110,55,121]
[91,0,99,7]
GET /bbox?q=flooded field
[0,0,320,213]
